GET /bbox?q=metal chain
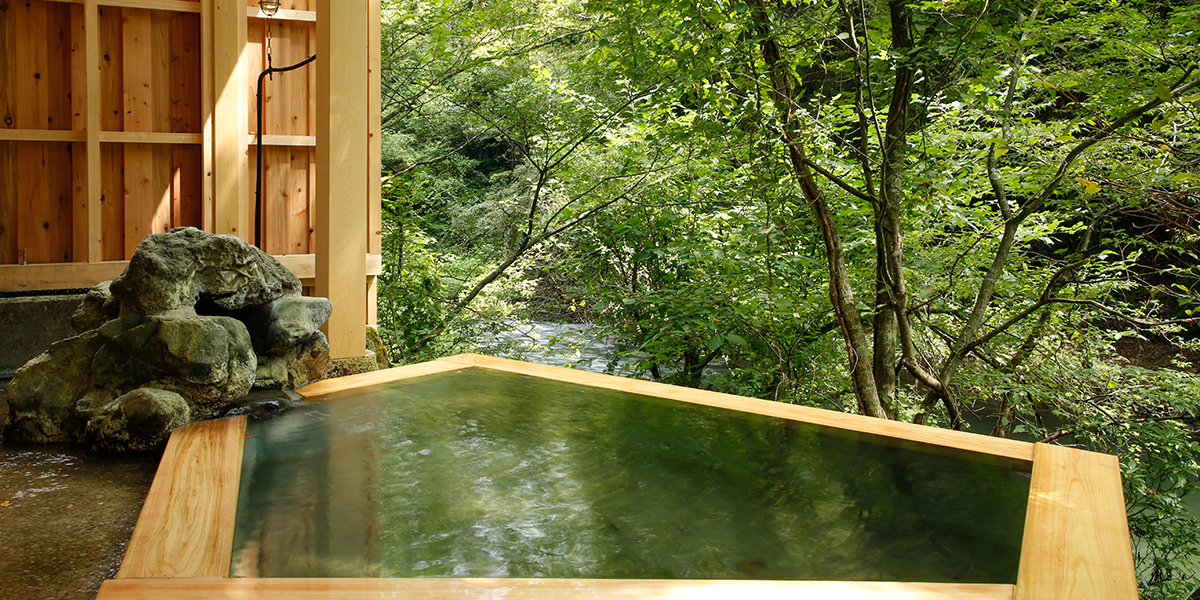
[265,17,274,78]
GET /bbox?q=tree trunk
[747,0,887,419]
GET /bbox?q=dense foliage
[375,0,1200,595]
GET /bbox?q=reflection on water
[231,369,1029,582]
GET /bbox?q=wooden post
[212,0,247,240]
[315,0,368,359]
[201,0,214,231]
[84,0,101,262]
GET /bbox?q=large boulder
[95,313,257,414]
[86,388,190,453]
[110,227,301,314]
[238,295,333,355]
[255,332,331,389]
[71,281,121,333]
[5,332,105,443]
[5,228,335,452]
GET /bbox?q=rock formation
[2,227,333,451]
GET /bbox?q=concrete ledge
[0,294,85,377]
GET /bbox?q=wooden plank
[152,144,172,234]
[285,146,310,253]
[169,13,200,134]
[123,143,154,257]
[47,1,73,131]
[169,12,201,228]
[0,0,14,132]
[1014,444,1138,600]
[316,0,369,359]
[86,0,103,262]
[100,142,126,259]
[264,146,290,253]
[72,138,89,260]
[101,0,201,12]
[99,5,124,131]
[41,0,203,12]
[212,0,247,239]
[296,360,472,398]
[14,0,49,129]
[0,129,87,142]
[246,6,315,21]
[439,354,1037,467]
[173,144,203,227]
[150,10,171,131]
[48,142,76,261]
[0,252,377,290]
[122,7,156,255]
[98,579,1015,600]
[273,252,381,280]
[99,131,202,143]
[15,143,46,263]
[122,8,153,132]
[286,21,311,253]
[0,142,15,263]
[71,3,90,261]
[116,416,247,579]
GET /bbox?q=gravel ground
[0,382,160,600]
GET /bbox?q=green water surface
[230,368,1029,582]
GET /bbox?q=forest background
[371,0,1200,596]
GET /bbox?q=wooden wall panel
[0,142,15,263]
[100,143,125,260]
[99,7,124,131]
[172,145,203,228]
[0,1,14,130]
[170,14,203,229]
[170,14,201,134]
[14,1,49,129]
[71,5,89,260]
[249,14,315,254]
[16,142,73,263]
[46,2,72,131]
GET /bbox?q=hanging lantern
[259,0,281,16]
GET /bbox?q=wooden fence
[0,0,379,294]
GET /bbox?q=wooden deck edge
[116,416,247,579]
[1014,444,1139,600]
[96,578,1015,599]
[295,359,470,398]
[440,354,1036,467]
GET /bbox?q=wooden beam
[41,0,203,13]
[246,133,316,147]
[117,416,246,579]
[1014,444,1138,600]
[0,253,381,291]
[99,131,202,144]
[0,129,87,142]
[212,0,247,240]
[316,0,368,359]
[246,6,316,22]
[200,0,214,231]
[98,579,1016,600]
